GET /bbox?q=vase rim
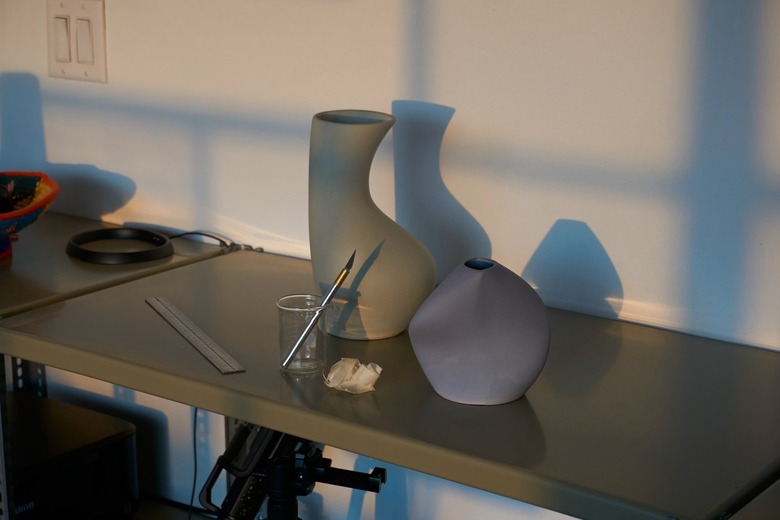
[464,258,495,270]
[314,109,395,126]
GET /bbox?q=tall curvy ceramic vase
[409,258,550,405]
[309,109,436,340]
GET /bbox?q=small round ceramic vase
[408,258,550,405]
[308,109,436,340]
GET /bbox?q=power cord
[184,407,221,520]
[66,228,264,265]
[169,230,264,253]
[189,406,199,520]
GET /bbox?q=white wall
[2,1,779,518]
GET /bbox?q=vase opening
[316,110,395,126]
[465,258,494,270]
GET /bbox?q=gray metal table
[1,249,779,519]
[732,479,780,520]
[0,211,224,319]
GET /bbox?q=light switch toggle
[54,16,71,62]
[76,18,94,64]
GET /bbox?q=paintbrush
[282,250,356,368]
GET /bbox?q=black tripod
[199,422,387,520]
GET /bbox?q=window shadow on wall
[394,1,779,349]
[0,73,136,219]
[678,0,771,342]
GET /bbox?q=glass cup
[276,294,326,373]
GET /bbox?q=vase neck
[309,110,395,200]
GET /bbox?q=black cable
[169,231,231,249]
[189,406,199,520]
[169,230,264,253]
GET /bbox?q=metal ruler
[146,296,245,375]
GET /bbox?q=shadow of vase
[0,72,136,219]
[523,219,624,396]
[392,100,491,283]
[522,219,623,318]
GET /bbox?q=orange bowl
[0,172,60,260]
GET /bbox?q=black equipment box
[8,393,139,519]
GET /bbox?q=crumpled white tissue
[324,358,382,394]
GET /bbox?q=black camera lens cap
[67,227,174,265]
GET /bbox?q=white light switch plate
[47,0,107,83]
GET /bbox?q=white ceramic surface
[309,109,436,340]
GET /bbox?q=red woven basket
[0,171,60,260]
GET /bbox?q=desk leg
[7,358,46,397]
[0,355,13,519]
